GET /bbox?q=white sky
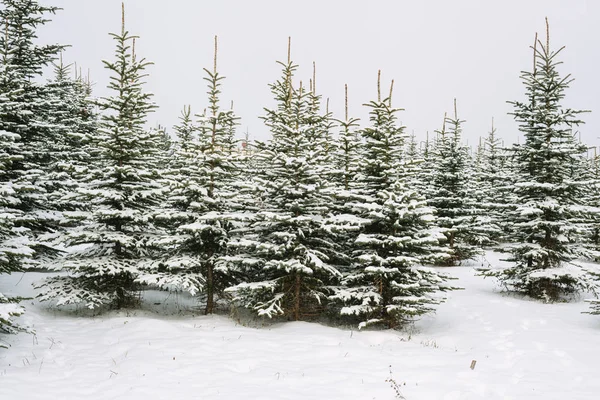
[38,0,600,152]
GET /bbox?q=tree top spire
[214,35,218,74]
[377,70,381,102]
[453,98,458,120]
[545,17,550,51]
[312,61,316,94]
[344,83,348,121]
[121,2,125,36]
[532,32,538,74]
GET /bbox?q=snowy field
[1,252,600,400]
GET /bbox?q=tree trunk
[205,260,214,315]
[543,227,552,268]
[293,273,301,321]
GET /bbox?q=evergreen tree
[404,132,426,192]
[0,0,65,266]
[37,5,163,309]
[305,62,334,173]
[0,0,64,334]
[428,102,483,264]
[38,57,99,216]
[331,73,455,329]
[0,127,29,337]
[136,105,205,301]
[478,121,513,240]
[417,131,436,201]
[332,84,361,193]
[566,142,600,262]
[226,42,342,320]
[468,121,505,245]
[479,21,596,300]
[324,85,364,275]
[142,36,242,315]
[584,149,600,259]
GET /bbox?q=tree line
[1,1,600,340]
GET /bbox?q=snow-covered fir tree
[37,57,99,217]
[305,63,334,173]
[404,132,426,192]
[0,0,64,333]
[0,0,65,268]
[135,105,205,301]
[565,140,600,262]
[584,149,600,259]
[416,131,437,200]
[226,42,343,320]
[37,6,165,309]
[332,84,361,193]
[476,120,513,242]
[324,85,364,273]
[428,103,484,264]
[0,127,30,337]
[142,36,242,315]
[331,73,456,329]
[479,21,597,301]
[468,121,505,245]
[586,260,600,314]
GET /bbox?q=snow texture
[2,252,600,399]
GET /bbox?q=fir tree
[226,40,342,320]
[37,56,99,216]
[473,120,513,244]
[478,119,514,238]
[0,127,29,337]
[37,5,163,309]
[305,62,334,173]
[428,102,483,264]
[419,132,435,189]
[0,0,66,266]
[404,132,426,192]
[332,84,361,193]
[142,36,242,315]
[479,21,596,301]
[325,85,363,272]
[331,73,455,329]
[136,105,205,301]
[0,0,64,333]
[585,149,600,259]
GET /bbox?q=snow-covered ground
[1,252,600,400]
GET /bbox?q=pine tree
[404,132,426,192]
[585,149,600,259]
[305,62,334,173]
[428,102,483,264]
[142,36,242,315]
[417,131,437,201]
[0,0,64,334]
[324,85,363,272]
[0,0,66,265]
[479,21,596,301]
[226,40,342,320]
[38,56,99,216]
[332,84,361,193]
[482,120,517,242]
[331,73,455,329]
[0,127,29,337]
[468,121,505,246]
[136,105,206,301]
[37,5,163,309]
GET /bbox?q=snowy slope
[1,253,599,400]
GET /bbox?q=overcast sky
[38,0,599,151]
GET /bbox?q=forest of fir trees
[2,1,600,340]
